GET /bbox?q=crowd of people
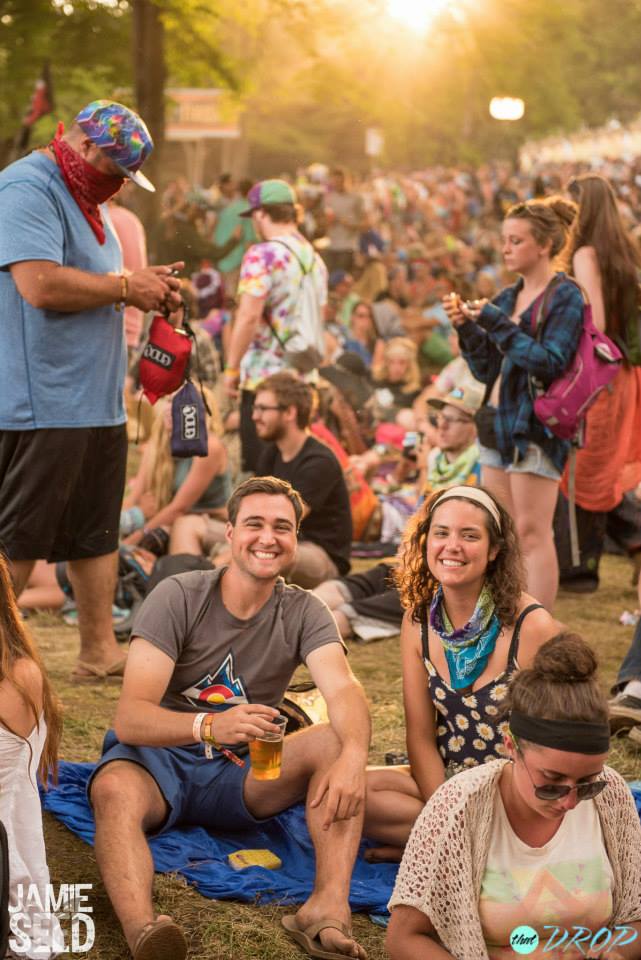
[1,97,641,960]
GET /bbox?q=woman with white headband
[363,485,558,861]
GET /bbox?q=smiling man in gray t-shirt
[88,476,371,960]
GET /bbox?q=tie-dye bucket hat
[74,100,155,192]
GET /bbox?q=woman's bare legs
[510,473,560,611]
[363,768,424,862]
[18,561,66,611]
[481,465,515,515]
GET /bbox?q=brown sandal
[132,917,187,960]
[70,657,127,684]
[282,915,366,960]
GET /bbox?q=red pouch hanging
[139,314,193,404]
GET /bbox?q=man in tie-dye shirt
[224,179,327,471]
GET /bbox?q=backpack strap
[529,275,585,567]
[530,274,566,340]
[528,275,575,400]
[261,238,315,351]
[270,237,314,275]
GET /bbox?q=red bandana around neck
[49,121,125,244]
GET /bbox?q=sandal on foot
[282,915,366,960]
[70,657,127,684]
[132,917,187,960]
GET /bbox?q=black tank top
[420,604,542,774]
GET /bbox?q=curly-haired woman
[363,486,559,861]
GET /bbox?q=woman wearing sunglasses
[363,486,558,861]
[443,197,582,611]
[387,632,641,960]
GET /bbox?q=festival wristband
[201,713,220,748]
[200,713,245,767]
[192,712,206,742]
[224,367,240,377]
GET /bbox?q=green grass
[32,553,641,959]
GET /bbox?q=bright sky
[386,0,453,32]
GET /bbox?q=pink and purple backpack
[530,277,622,441]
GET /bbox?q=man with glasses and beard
[170,373,352,589]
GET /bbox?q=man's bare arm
[223,292,267,396]
[115,638,280,747]
[306,642,371,826]
[10,259,184,313]
[226,292,266,370]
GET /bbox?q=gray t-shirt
[131,568,344,714]
[325,190,364,252]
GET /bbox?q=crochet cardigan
[389,759,641,960]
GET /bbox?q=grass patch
[32,553,641,959]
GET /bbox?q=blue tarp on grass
[43,763,641,917]
[42,761,398,914]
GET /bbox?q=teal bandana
[430,583,501,690]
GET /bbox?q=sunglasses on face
[517,745,607,802]
[428,413,471,428]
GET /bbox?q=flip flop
[70,656,127,684]
[282,915,366,960]
[132,917,187,960]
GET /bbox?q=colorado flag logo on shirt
[181,652,248,709]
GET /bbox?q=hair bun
[532,632,597,683]
[544,195,577,229]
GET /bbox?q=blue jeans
[614,619,641,692]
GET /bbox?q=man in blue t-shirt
[0,99,183,681]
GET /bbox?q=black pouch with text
[171,380,208,458]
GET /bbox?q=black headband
[510,710,610,755]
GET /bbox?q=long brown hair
[564,174,641,341]
[349,300,377,349]
[0,554,62,785]
[395,487,525,627]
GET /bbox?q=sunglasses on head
[515,742,607,802]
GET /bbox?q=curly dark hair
[394,486,525,627]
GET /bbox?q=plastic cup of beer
[249,715,288,781]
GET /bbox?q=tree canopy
[2,0,641,174]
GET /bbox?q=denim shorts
[478,443,561,482]
[88,729,267,835]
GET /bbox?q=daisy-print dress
[421,604,542,774]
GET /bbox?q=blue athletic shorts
[88,729,268,835]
